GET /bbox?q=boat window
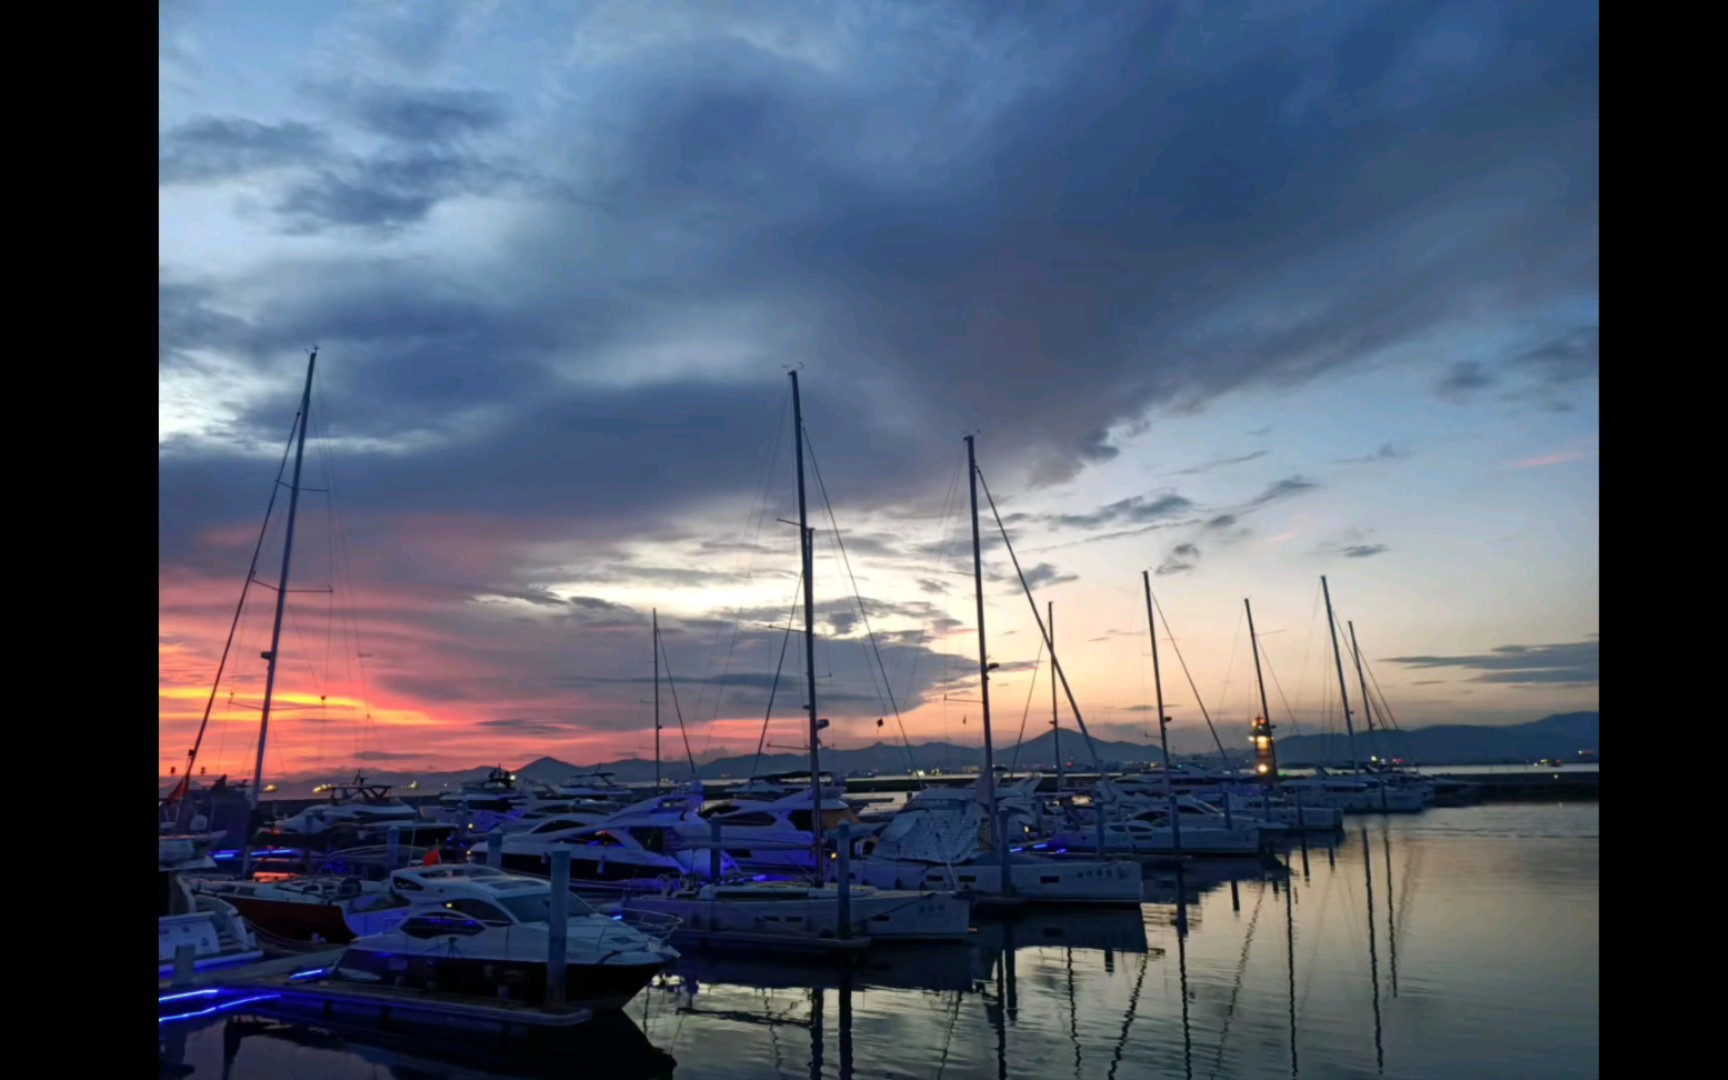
[497,891,591,922]
[719,812,778,828]
[401,913,484,939]
[562,831,624,847]
[787,810,815,832]
[531,818,582,834]
[443,898,513,924]
[394,877,424,891]
[627,828,667,854]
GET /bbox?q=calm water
[161,803,1598,1079]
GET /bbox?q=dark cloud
[1334,443,1409,465]
[162,0,1597,508]
[160,117,329,184]
[1171,543,1200,559]
[1019,562,1079,590]
[1154,557,1195,576]
[1435,361,1497,402]
[316,82,510,142]
[477,718,580,737]
[351,750,421,762]
[1385,639,1598,685]
[273,150,519,233]
[1245,476,1320,507]
[1504,324,1599,411]
[1341,544,1390,558]
[1204,515,1238,530]
[1170,450,1269,476]
[1043,493,1194,531]
[159,0,1597,741]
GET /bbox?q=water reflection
[184,1009,676,1079]
[163,806,1598,1080]
[1361,829,1386,1073]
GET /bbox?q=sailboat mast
[1142,572,1180,851]
[1349,619,1389,811]
[1348,621,1378,755]
[1050,600,1062,793]
[1320,575,1360,773]
[249,349,318,811]
[790,372,822,874]
[1246,598,1278,784]
[653,609,661,790]
[965,435,997,807]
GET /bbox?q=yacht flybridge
[329,864,679,1009]
[680,787,861,871]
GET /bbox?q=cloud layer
[159,0,1599,774]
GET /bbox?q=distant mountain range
[196,712,1598,798]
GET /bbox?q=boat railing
[609,908,682,943]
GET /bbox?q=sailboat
[614,372,975,939]
[162,349,331,974]
[1288,578,1426,813]
[845,435,1142,905]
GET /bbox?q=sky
[159,0,1599,783]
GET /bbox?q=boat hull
[332,948,665,1010]
[220,894,357,943]
[622,890,971,942]
[1049,826,1263,856]
[848,858,1142,906]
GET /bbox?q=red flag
[421,848,441,866]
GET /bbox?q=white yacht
[847,788,1142,905]
[159,836,262,978]
[1047,814,1262,856]
[1220,791,1346,831]
[470,823,738,888]
[1280,776,1427,813]
[678,787,861,871]
[269,777,456,848]
[330,865,679,1009]
[614,878,972,943]
[552,771,636,804]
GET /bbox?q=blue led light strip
[158,993,281,1024]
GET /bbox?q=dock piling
[709,817,722,883]
[386,825,400,869]
[547,848,569,1009]
[486,829,503,868]
[836,821,851,938]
